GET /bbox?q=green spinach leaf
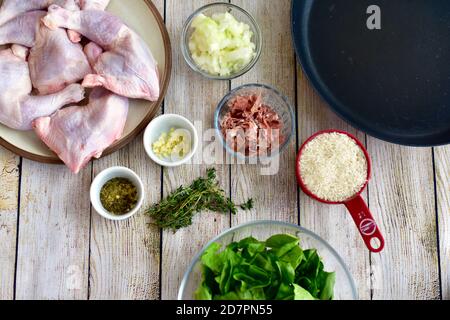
[195,234,336,301]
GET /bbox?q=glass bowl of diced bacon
[215,83,295,161]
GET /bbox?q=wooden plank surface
[436,146,450,300]
[230,0,298,226]
[368,143,440,300]
[161,0,230,300]
[296,68,371,300]
[0,0,448,301]
[0,147,19,300]
[15,161,91,299]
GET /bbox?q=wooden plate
[0,0,171,163]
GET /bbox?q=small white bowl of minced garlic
[143,114,199,167]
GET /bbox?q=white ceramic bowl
[143,114,199,167]
[90,167,145,221]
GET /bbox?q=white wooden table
[0,0,448,300]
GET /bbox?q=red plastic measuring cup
[296,129,385,253]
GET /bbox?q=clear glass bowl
[178,220,358,300]
[181,2,262,80]
[214,83,295,160]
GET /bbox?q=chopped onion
[189,12,257,76]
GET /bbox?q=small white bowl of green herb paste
[90,167,145,221]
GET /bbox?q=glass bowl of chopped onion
[182,2,262,80]
[178,220,358,300]
[215,83,295,160]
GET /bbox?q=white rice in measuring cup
[299,132,368,202]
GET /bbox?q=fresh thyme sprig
[240,198,254,211]
[146,168,254,231]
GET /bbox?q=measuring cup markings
[360,219,376,236]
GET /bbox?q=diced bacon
[220,94,285,156]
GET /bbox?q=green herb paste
[100,178,138,215]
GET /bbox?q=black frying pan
[292,0,450,146]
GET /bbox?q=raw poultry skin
[78,0,110,10]
[0,0,79,26]
[0,47,85,131]
[84,41,103,68]
[29,24,92,95]
[67,0,111,43]
[43,5,161,101]
[11,44,29,60]
[33,88,129,174]
[0,10,46,47]
[0,0,108,44]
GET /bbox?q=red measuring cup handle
[345,195,385,253]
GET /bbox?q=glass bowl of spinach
[178,220,358,300]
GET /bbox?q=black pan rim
[291,0,450,147]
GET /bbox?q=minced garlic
[299,132,368,202]
[152,128,191,160]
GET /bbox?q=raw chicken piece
[84,41,103,68]
[0,48,85,131]
[66,29,82,43]
[0,11,46,47]
[67,0,111,43]
[43,5,161,101]
[0,0,81,44]
[0,0,79,26]
[29,24,92,94]
[78,0,110,10]
[11,44,30,60]
[33,88,129,174]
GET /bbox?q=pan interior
[292,0,450,146]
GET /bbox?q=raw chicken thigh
[0,0,79,26]
[29,24,92,94]
[0,47,85,131]
[33,88,129,174]
[0,11,46,47]
[43,5,161,101]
